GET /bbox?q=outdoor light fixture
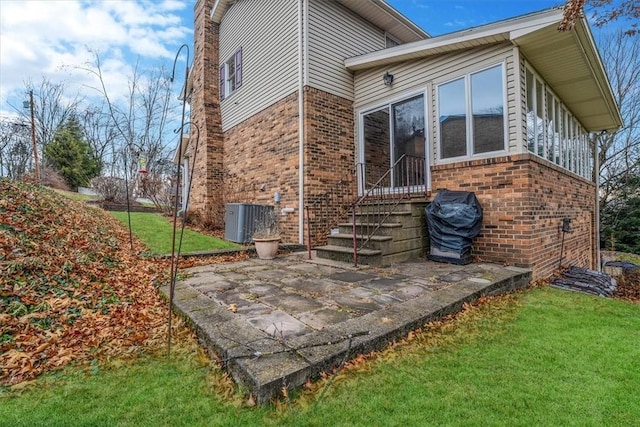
[383,71,394,86]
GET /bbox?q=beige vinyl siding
[219,0,298,131]
[504,46,520,153]
[308,0,385,101]
[354,43,519,161]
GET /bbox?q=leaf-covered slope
[0,179,169,385]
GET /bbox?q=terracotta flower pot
[253,237,280,259]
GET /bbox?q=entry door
[361,94,425,193]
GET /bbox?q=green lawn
[1,287,638,426]
[109,211,240,255]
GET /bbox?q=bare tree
[79,105,119,175]
[590,30,640,252]
[0,118,32,179]
[5,78,82,182]
[594,30,640,205]
[560,0,639,36]
[78,51,178,196]
[11,79,83,156]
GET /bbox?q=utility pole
[28,90,40,182]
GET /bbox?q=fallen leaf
[247,394,256,407]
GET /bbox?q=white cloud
[0,0,192,117]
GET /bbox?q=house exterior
[182,0,621,280]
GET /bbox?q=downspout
[297,0,306,244]
[594,133,602,271]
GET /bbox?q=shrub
[90,176,134,204]
[139,174,175,215]
[184,208,221,231]
[40,165,71,191]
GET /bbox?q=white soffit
[210,0,232,23]
[336,0,429,42]
[513,17,622,131]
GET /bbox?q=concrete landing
[161,252,531,403]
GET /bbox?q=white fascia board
[345,8,563,71]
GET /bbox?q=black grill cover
[425,190,483,264]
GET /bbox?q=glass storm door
[361,94,425,193]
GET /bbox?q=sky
[0,0,616,121]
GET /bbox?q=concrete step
[337,222,402,236]
[327,233,392,251]
[314,245,382,266]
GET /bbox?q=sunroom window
[525,66,591,179]
[438,64,505,160]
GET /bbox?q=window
[439,78,466,158]
[220,47,242,100]
[525,65,591,179]
[360,94,426,191]
[438,64,505,159]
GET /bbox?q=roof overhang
[172,135,191,164]
[211,0,428,43]
[336,0,429,42]
[210,0,232,23]
[346,8,622,132]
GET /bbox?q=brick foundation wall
[432,153,596,279]
[304,86,356,235]
[223,92,300,242]
[219,87,356,244]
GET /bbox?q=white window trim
[435,62,508,163]
[223,56,236,98]
[220,47,242,100]
[357,89,429,196]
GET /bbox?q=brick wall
[188,0,224,220]
[223,92,300,241]
[304,86,356,242]
[304,87,355,199]
[219,86,356,243]
[432,153,596,279]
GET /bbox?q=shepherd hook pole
[167,43,190,358]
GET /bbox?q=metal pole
[29,90,40,182]
[168,44,190,358]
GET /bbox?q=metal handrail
[305,155,426,264]
[305,168,358,259]
[352,155,425,265]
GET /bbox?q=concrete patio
[161,251,531,403]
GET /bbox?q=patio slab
[161,251,531,404]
